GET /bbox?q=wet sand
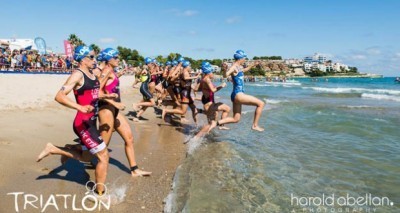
[0,74,187,212]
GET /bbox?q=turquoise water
[166,77,400,213]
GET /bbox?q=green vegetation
[89,44,100,54]
[348,67,358,73]
[248,66,265,76]
[309,69,327,77]
[67,34,85,47]
[253,56,282,60]
[116,46,144,66]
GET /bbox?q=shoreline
[0,74,187,212]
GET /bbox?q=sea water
[166,77,400,213]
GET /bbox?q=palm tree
[68,34,85,47]
[90,44,100,54]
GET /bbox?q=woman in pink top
[98,48,151,177]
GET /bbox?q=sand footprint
[41,167,50,172]
[0,141,11,145]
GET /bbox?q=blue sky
[2,0,400,76]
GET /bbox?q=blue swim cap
[182,60,190,68]
[201,65,214,74]
[172,60,178,66]
[102,48,119,61]
[234,50,247,60]
[74,46,92,62]
[201,61,211,68]
[177,56,184,63]
[144,57,153,65]
[96,50,105,62]
[166,61,172,66]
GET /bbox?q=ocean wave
[338,105,376,109]
[361,93,400,102]
[266,81,301,86]
[313,92,362,98]
[250,83,270,87]
[304,86,400,95]
[248,81,301,87]
[373,118,389,123]
[264,98,288,104]
[316,111,336,116]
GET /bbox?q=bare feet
[218,126,230,130]
[207,121,218,133]
[37,143,57,162]
[131,169,152,177]
[252,126,265,132]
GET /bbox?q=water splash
[106,179,129,205]
[186,137,206,155]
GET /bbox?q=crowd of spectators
[0,47,73,73]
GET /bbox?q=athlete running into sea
[132,57,159,120]
[220,50,265,131]
[162,60,200,123]
[97,48,151,177]
[193,62,232,138]
[36,46,116,195]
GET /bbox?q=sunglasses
[85,55,95,60]
[113,56,120,60]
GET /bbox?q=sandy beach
[0,73,187,212]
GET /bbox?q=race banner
[64,40,73,58]
[34,37,46,54]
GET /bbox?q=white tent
[0,39,37,51]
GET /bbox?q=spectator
[0,51,5,70]
[22,51,29,71]
[65,57,72,69]
[16,51,22,68]
[36,53,42,70]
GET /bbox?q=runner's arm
[243,61,259,72]
[55,71,88,112]
[206,78,226,93]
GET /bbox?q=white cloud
[338,47,400,76]
[165,9,199,17]
[226,16,241,24]
[366,47,381,55]
[181,10,198,17]
[321,53,335,58]
[99,38,116,43]
[351,55,367,60]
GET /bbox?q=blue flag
[34,37,46,54]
